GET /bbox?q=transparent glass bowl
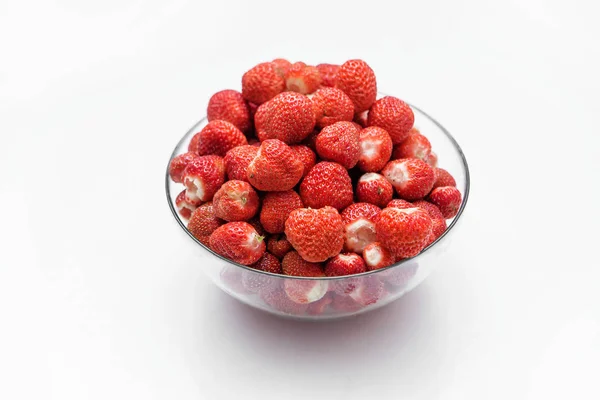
[165,98,470,320]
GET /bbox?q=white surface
[1,1,599,399]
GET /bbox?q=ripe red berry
[427,186,462,218]
[325,253,367,277]
[176,190,199,219]
[284,62,322,94]
[254,92,316,144]
[182,155,225,203]
[340,202,381,253]
[251,252,283,274]
[207,90,251,132]
[335,59,377,113]
[354,110,369,127]
[432,168,457,189]
[190,120,248,157]
[247,139,304,191]
[376,207,433,259]
[412,200,447,246]
[289,145,316,178]
[368,96,415,144]
[316,63,339,87]
[242,62,285,104]
[362,242,395,271]
[357,126,393,172]
[285,206,344,263]
[212,180,260,222]
[169,152,200,183]
[209,221,266,265]
[424,151,438,167]
[311,87,354,128]
[272,58,292,77]
[281,251,325,277]
[306,293,333,315]
[315,121,361,169]
[260,286,308,315]
[392,130,431,161]
[284,279,329,304]
[187,202,224,246]
[223,145,259,182]
[356,172,394,208]
[382,158,435,200]
[260,190,304,234]
[267,234,293,259]
[299,162,353,211]
[387,199,413,209]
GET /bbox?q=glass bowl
[165,97,470,320]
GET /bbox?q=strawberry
[247,216,267,237]
[213,180,260,222]
[190,120,248,157]
[260,190,304,234]
[376,207,433,259]
[247,139,304,191]
[335,59,377,113]
[289,145,316,178]
[247,101,259,122]
[351,121,363,131]
[387,199,413,209]
[354,110,369,128]
[311,87,354,128]
[356,172,394,208]
[428,186,462,218]
[362,242,395,270]
[301,130,319,151]
[254,92,316,144]
[316,63,339,87]
[207,90,251,132]
[315,121,360,169]
[176,190,200,219]
[251,251,283,274]
[347,275,385,306]
[306,293,333,315]
[209,221,266,265]
[284,206,344,262]
[169,152,200,183]
[284,278,329,304]
[242,252,282,293]
[281,251,325,277]
[382,261,418,289]
[187,202,224,246]
[267,234,293,259]
[284,62,322,94]
[424,151,438,167]
[260,286,308,315]
[392,130,431,161]
[368,96,415,144]
[412,200,447,245]
[272,58,292,77]
[382,158,435,200]
[432,168,457,189]
[357,126,393,172]
[299,162,353,211]
[223,145,259,182]
[325,253,367,277]
[182,155,225,203]
[241,62,285,104]
[341,202,381,253]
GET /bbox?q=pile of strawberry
[170,59,462,283]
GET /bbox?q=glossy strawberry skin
[207,90,251,132]
[242,62,286,105]
[260,190,304,234]
[315,121,361,169]
[382,158,435,200]
[356,172,394,208]
[190,120,248,157]
[224,145,259,182]
[427,186,462,218]
[357,126,393,172]
[368,96,415,144]
[254,92,316,144]
[212,180,260,222]
[311,87,354,128]
[376,207,433,259]
[335,59,377,113]
[247,139,304,191]
[299,162,353,211]
[209,221,266,265]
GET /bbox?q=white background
[1,0,599,399]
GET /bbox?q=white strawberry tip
[287,78,308,95]
[244,233,264,251]
[363,246,383,268]
[184,176,206,202]
[345,218,377,253]
[359,172,381,183]
[284,279,329,304]
[384,161,409,189]
[360,139,382,160]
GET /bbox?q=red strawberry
[428,186,462,218]
[281,251,325,277]
[169,152,200,183]
[209,221,266,265]
[351,121,363,131]
[241,268,278,294]
[311,87,354,128]
[340,202,381,253]
[289,145,316,178]
[223,145,259,182]
[260,286,308,315]
[348,275,385,306]
[315,121,360,169]
[368,96,415,144]
[356,172,394,208]
[182,155,225,203]
[325,253,367,277]
[246,216,267,237]
[301,130,319,151]
[241,62,285,105]
[382,261,419,290]
[306,293,333,315]
[260,190,304,234]
[247,139,304,191]
[176,190,200,219]
[190,120,248,157]
[354,110,369,127]
[299,162,353,211]
[392,130,431,161]
[254,92,316,144]
[424,151,438,167]
[251,251,283,274]
[284,278,329,304]
[382,158,435,200]
[285,62,322,94]
[207,90,251,132]
[284,206,344,262]
[267,235,293,259]
[272,58,292,77]
[213,180,260,221]
[316,63,339,87]
[357,126,393,172]
[362,242,395,270]
[376,207,433,259]
[412,200,447,245]
[335,59,377,113]
[387,199,413,209]
[187,202,224,246]
[432,168,457,189]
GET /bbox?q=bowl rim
[165,102,470,281]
